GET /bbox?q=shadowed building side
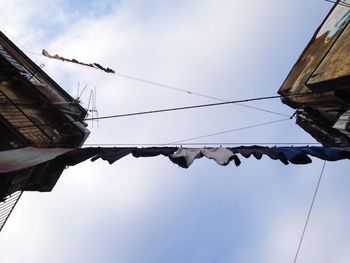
[0,31,90,230]
[278,1,350,146]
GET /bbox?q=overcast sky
[0,0,350,262]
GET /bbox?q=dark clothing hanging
[91,147,135,164]
[42,49,116,74]
[1,146,350,173]
[93,63,116,74]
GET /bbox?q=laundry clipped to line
[1,146,350,173]
[42,49,115,73]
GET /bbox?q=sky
[0,0,350,262]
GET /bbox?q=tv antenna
[86,86,99,128]
[75,82,88,104]
[74,82,99,128]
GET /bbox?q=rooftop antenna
[72,83,99,127]
[76,83,87,103]
[76,82,80,102]
[86,87,99,128]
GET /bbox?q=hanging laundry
[169,148,240,168]
[42,49,65,61]
[230,146,305,165]
[42,49,116,74]
[0,146,350,173]
[90,147,134,163]
[0,147,74,173]
[93,63,115,74]
[202,148,241,166]
[230,146,288,164]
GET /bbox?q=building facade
[278,2,350,146]
[0,31,90,228]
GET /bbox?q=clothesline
[0,146,349,173]
[81,142,322,146]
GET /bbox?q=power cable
[22,49,290,118]
[293,160,327,263]
[79,118,293,147]
[85,92,310,121]
[118,73,221,100]
[117,73,290,117]
[166,118,291,144]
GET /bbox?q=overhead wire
[84,92,310,121]
[20,48,302,147]
[6,35,314,149]
[80,118,297,147]
[166,118,291,144]
[293,160,327,263]
[3,37,310,157]
[117,73,290,117]
[22,49,291,118]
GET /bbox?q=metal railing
[0,90,55,146]
[0,191,23,232]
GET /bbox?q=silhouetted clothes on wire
[42,49,116,74]
[0,146,350,173]
[169,147,241,168]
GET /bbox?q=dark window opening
[0,121,23,150]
